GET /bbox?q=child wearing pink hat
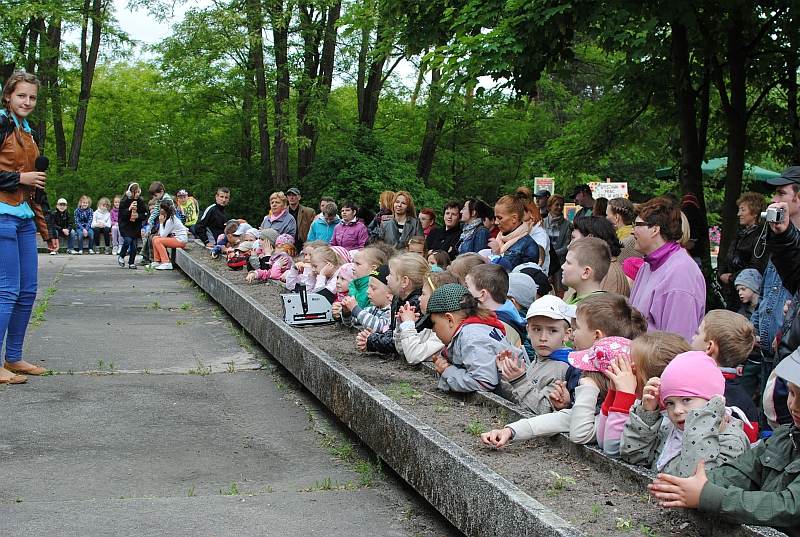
[620,351,751,477]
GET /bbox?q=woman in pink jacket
[330,201,368,250]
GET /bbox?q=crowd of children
[51,181,792,532]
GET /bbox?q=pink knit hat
[658,351,724,406]
[275,233,294,247]
[330,245,352,264]
[568,337,631,373]
[337,262,356,282]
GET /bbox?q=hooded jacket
[331,218,369,250]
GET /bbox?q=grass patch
[30,285,58,328]
[188,361,212,376]
[464,419,487,437]
[303,477,356,492]
[179,302,192,310]
[546,471,576,497]
[386,382,423,402]
[220,482,239,496]
[147,300,160,310]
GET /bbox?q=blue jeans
[0,215,37,364]
[119,236,138,265]
[72,228,94,251]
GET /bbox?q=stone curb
[176,249,582,537]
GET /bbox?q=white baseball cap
[57,198,67,205]
[525,295,572,322]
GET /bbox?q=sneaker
[88,249,95,255]
[67,249,75,255]
[117,256,125,267]
[49,250,57,256]
[106,248,113,255]
[155,263,173,270]
[75,250,82,255]
[128,264,137,270]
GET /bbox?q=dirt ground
[188,247,709,537]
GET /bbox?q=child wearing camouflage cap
[428,283,525,393]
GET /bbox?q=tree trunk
[244,0,271,185]
[716,11,748,266]
[416,67,445,184]
[241,72,254,166]
[356,20,370,119]
[68,0,103,171]
[25,17,44,73]
[359,18,390,129]
[671,21,711,272]
[410,56,426,107]
[270,0,290,188]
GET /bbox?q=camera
[761,207,785,223]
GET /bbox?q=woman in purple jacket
[331,201,368,250]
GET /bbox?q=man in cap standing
[572,184,594,219]
[286,187,316,250]
[534,190,550,220]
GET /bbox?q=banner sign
[590,181,628,199]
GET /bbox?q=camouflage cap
[426,283,470,314]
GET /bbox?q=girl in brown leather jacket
[0,71,53,383]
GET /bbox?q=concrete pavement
[0,254,459,537]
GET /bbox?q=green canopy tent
[655,157,781,182]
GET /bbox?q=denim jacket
[751,260,792,358]
[494,234,540,272]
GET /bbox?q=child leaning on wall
[340,264,394,333]
[649,349,800,534]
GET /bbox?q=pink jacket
[596,389,638,456]
[330,219,368,250]
[253,252,293,281]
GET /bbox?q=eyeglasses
[633,221,655,227]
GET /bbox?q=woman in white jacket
[151,200,188,270]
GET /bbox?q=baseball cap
[370,264,390,285]
[568,336,631,373]
[534,189,551,198]
[766,166,800,187]
[57,198,67,205]
[287,187,301,196]
[427,283,470,314]
[507,272,538,311]
[525,295,571,322]
[233,223,253,236]
[775,348,800,386]
[571,184,592,198]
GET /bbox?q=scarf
[643,241,681,271]
[459,219,482,244]
[0,109,31,133]
[269,208,286,222]
[495,221,532,254]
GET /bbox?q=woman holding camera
[117,183,150,269]
[0,71,55,383]
[718,192,767,311]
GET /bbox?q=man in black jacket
[425,201,462,260]
[195,187,230,247]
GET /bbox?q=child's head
[465,263,508,307]
[573,293,647,351]
[97,197,110,211]
[691,309,756,368]
[149,181,166,199]
[301,240,328,263]
[774,350,800,427]
[275,243,296,257]
[126,183,141,199]
[448,252,487,284]
[561,237,610,289]
[112,195,121,208]
[427,250,450,270]
[525,296,572,357]
[630,331,690,392]
[310,245,342,278]
[568,336,631,394]
[507,272,537,313]
[336,263,356,294]
[367,264,394,308]
[406,235,426,255]
[321,201,339,224]
[78,195,91,209]
[733,269,762,306]
[353,246,389,279]
[275,233,294,249]
[659,351,725,429]
[420,270,459,315]
[159,200,176,221]
[56,198,67,211]
[387,253,429,299]
[224,220,241,245]
[427,284,490,345]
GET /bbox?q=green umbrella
[655,157,781,181]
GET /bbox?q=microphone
[32,155,49,210]
[35,155,49,172]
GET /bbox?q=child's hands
[245,271,258,283]
[648,460,707,509]
[323,261,336,278]
[496,350,525,382]
[642,377,661,412]
[341,295,357,312]
[397,302,417,323]
[433,354,450,375]
[603,356,637,394]
[548,380,571,410]
[332,302,342,319]
[481,427,514,448]
[356,329,372,352]
[294,262,308,272]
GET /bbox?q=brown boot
[0,368,27,384]
[4,361,46,376]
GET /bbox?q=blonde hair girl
[348,246,389,308]
[91,196,113,254]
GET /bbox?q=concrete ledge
[176,249,582,537]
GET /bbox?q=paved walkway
[0,254,457,537]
